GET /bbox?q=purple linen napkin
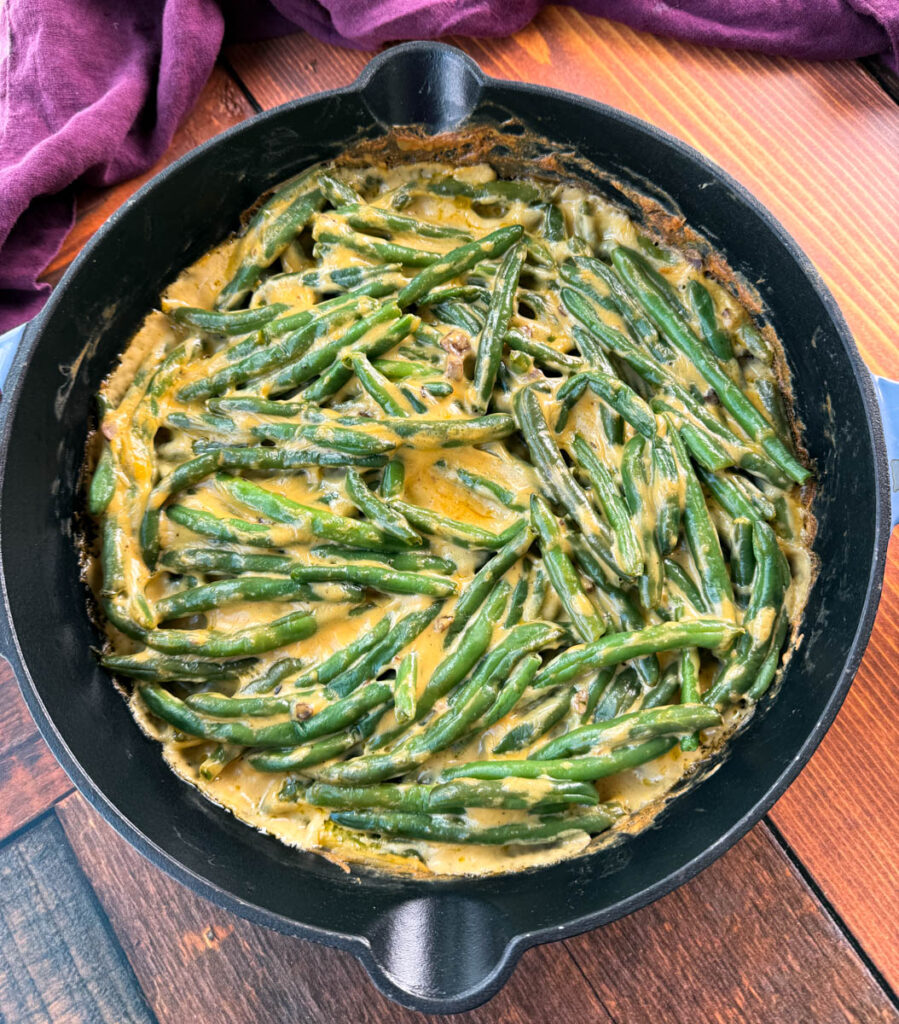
[1,0,897,332]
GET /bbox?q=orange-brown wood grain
[57,792,897,1024]
[227,16,899,988]
[0,662,73,841]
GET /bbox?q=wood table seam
[219,54,264,115]
[41,807,165,1024]
[560,938,620,1022]
[764,814,899,1012]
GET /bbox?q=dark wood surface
[3,9,898,1021]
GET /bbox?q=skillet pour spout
[0,41,896,1013]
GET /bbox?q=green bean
[101,652,257,684]
[620,435,663,608]
[736,321,774,363]
[318,173,362,206]
[444,522,533,643]
[572,434,644,579]
[119,608,317,658]
[308,777,596,813]
[310,545,455,575]
[440,738,678,782]
[326,604,442,699]
[534,618,740,690]
[321,622,565,783]
[492,686,574,753]
[530,495,606,643]
[514,384,614,566]
[555,371,656,438]
[241,657,307,695]
[330,806,622,845]
[686,279,733,361]
[290,621,391,690]
[480,653,542,728]
[248,708,386,772]
[396,225,524,308]
[185,690,304,718]
[344,468,420,545]
[379,459,405,499]
[181,296,379,401]
[580,667,615,723]
[88,446,116,516]
[156,576,315,621]
[304,314,419,402]
[394,652,418,724]
[140,682,324,747]
[315,220,443,267]
[159,547,293,576]
[703,521,787,707]
[346,352,410,416]
[169,303,287,335]
[388,499,523,550]
[730,517,756,595]
[591,667,641,723]
[255,300,405,398]
[294,680,394,742]
[640,662,681,710]
[473,240,526,411]
[564,256,665,355]
[337,202,471,241]
[447,466,524,511]
[428,178,542,203]
[150,446,386,514]
[679,648,702,750]
[666,422,735,617]
[217,179,324,309]
[744,609,790,702]
[662,558,708,615]
[610,247,809,484]
[504,331,584,371]
[216,474,403,550]
[530,703,721,761]
[369,582,511,750]
[696,465,771,523]
[504,574,529,627]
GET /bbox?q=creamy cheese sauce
[89,157,815,877]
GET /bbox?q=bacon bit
[435,614,453,633]
[440,329,473,381]
[292,703,313,721]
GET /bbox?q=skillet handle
[873,375,899,530]
[0,321,28,398]
[364,894,518,1013]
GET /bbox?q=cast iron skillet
[0,42,897,1014]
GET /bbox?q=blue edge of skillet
[0,42,895,1015]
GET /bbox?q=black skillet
[0,42,897,1014]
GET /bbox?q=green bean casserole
[86,154,815,876]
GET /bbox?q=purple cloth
[1,0,897,332]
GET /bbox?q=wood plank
[40,65,256,286]
[768,529,899,985]
[564,824,897,1024]
[0,659,73,841]
[0,736,73,842]
[0,814,155,1024]
[227,18,899,987]
[0,659,36,759]
[57,792,614,1024]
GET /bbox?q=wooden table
[2,9,898,1022]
